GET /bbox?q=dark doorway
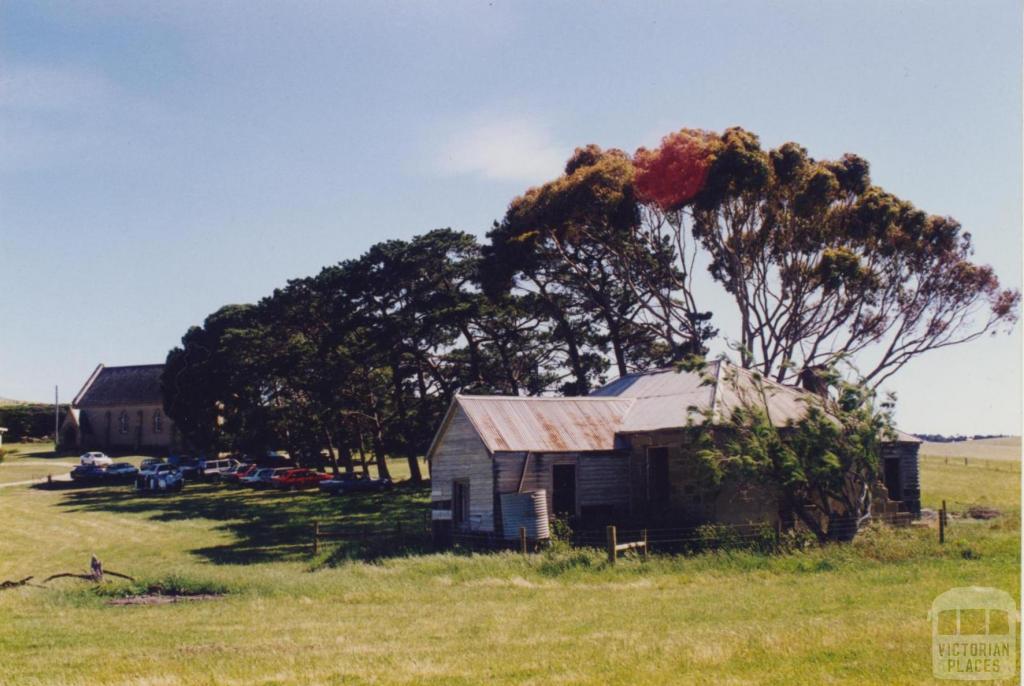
[552,465,577,516]
[883,457,902,502]
[648,447,670,509]
[452,480,470,530]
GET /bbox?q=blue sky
[1,1,1020,435]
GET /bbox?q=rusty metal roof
[432,359,914,455]
[454,395,634,453]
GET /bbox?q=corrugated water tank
[500,490,550,540]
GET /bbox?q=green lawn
[919,454,1020,513]
[0,451,1018,685]
[0,443,150,485]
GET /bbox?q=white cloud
[434,116,567,184]
[0,62,175,173]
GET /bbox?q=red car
[271,468,330,491]
[222,463,259,485]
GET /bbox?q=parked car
[318,473,393,495]
[104,462,139,483]
[79,452,112,467]
[242,467,289,489]
[221,463,258,485]
[135,464,184,492]
[271,468,330,491]
[70,464,108,483]
[215,462,249,482]
[139,457,166,474]
[168,455,201,480]
[198,457,240,480]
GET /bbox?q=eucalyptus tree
[485,145,713,388]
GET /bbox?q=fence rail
[311,518,430,554]
[311,506,954,558]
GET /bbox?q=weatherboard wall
[429,405,496,532]
[492,451,631,520]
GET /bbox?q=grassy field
[0,443,1018,685]
[0,442,77,485]
[920,436,1022,463]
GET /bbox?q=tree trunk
[356,426,369,475]
[406,454,422,484]
[339,443,354,475]
[323,429,341,477]
[370,418,392,481]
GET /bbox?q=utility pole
[54,385,59,452]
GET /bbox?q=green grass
[920,454,1020,514]
[0,454,1018,685]
[0,442,150,485]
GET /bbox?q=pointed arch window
[118,411,130,434]
[153,410,163,434]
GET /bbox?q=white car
[79,452,112,467]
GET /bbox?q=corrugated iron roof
[454,395,634,453]
[593,359,815,430]
[432,359,914,455]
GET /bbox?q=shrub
[91,574,231,598]
[537,549,601,577]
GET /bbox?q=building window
[118,411,129,434]
[153,411,163,434]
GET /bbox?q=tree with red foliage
[492,126,1020,389]
[634,128,719,211]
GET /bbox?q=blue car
[318,473,393,495]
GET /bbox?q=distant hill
[0,397,48,407]
[920,436,1021,462]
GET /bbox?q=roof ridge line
[709,358,724,424]
[71,363,105,407]
[456,394,630,402]
[101,363,165,369]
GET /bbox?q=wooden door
[648,447,670,509]
[452,480,470,530]
[551,464,577,516]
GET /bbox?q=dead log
[43,557,135,584]
[0,576,43,590]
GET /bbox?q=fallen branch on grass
[0,576,45,590]
[42,556,135,584]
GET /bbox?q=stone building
[60,364,176,453]
[427,359,921,542]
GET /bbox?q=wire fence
[920,454,1022,474]
[309,504,969,559]
[440,509,924,557]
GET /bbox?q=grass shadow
[55,479,432,565]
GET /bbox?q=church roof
[72,364,165,407]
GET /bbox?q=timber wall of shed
[882,441,921,517]
[493,452,631,519]
[429,406,495,532]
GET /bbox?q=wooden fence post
[606,525,617,565]
[313,521,320,555]
[519,527,527,555]
[641,529,649,561]
[939,500,946,545]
